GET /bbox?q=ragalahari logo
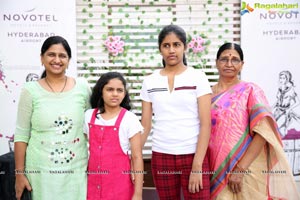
[241,2,254,16]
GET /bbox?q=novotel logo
[260,11,299,20]
[3,14,58,22]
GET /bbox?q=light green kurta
[14,78,91,200]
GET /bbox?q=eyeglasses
[218,58,242,66]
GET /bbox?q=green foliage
[79,0,233,77]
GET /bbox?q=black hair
[40,36,71,78]
[158,24,187,67]
[90,72,131,113]
[216,42,244,61]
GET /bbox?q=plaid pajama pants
[151,151,210,200]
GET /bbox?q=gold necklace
[45,77,67,93]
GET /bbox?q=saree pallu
[209,81,300,200]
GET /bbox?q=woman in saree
[209,42,300,200]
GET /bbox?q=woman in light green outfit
[14,36,91,200]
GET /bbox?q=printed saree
[209,81,299,200]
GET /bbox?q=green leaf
[89,57,95,63]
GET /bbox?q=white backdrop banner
[0,0,77,155]
[241,0,300,178]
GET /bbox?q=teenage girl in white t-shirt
[140,24,212,199]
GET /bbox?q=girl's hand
[188,169,203,193]
[130,157,135,184]
[15,174,32,200]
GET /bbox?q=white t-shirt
[84,109,143,154]
[140,67,211,154]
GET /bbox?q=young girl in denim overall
[84,72,144,200]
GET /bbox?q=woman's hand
[228,165,245,193]
[15,174,32,200]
